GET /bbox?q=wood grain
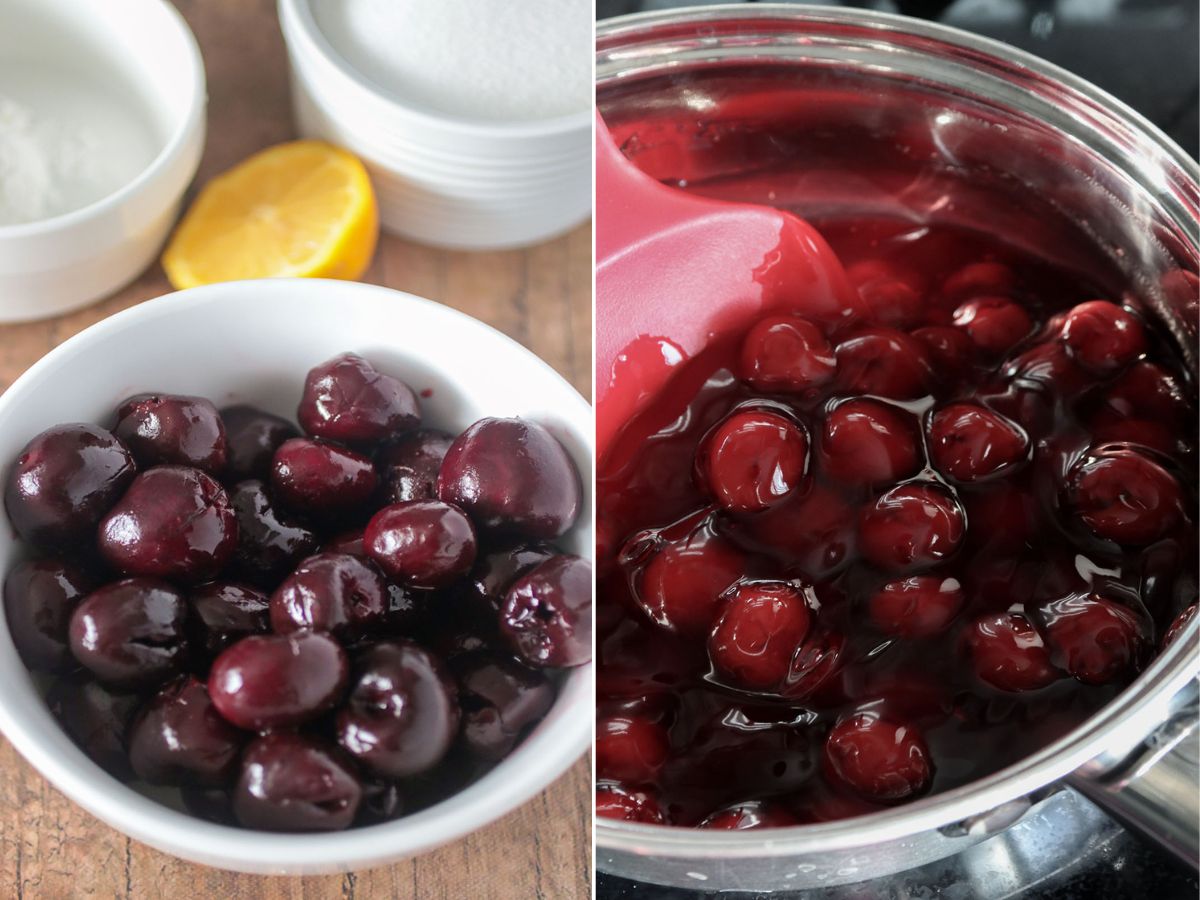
[0,1,593,897]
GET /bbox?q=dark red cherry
[377,429,453,503]
[596,714,670,783]
[114,394,227,475]
[1066,447,1183,545]
[708,581,811,691]
[928,403,1029,483]
[699,409,810,513]
[962,612,1060,692]
[128,676,245,786]
[1043,594,1145,685]
[941,261,1017,303]
[208,631,348,730]
[819,399,919,488]
[911,325,975,378]
[3,559,92,671]
[324,527,366,557]
[438,418,582,539]
[270,438,378,517]
[270,552,388,637]
[220,405,299,482]
[454,652,554,760]
[868,575,963,638]
[1060,300,1147,375]
[459,539,557,613]
[1163,604,1197,650]
[833,327,934,400]
[46,676,140,778]
[699,801,799,829]
[824,713,933,802]
[228,480,320,586]
[501,554,592,668]
[336,641,459,778]
[739,315,836,393]
[189,582,270,661]
[779,628,846,701]
[1095,361,1191,427]
[744,484,856,580]
[846,259,925,330]
[356,778,404,826]
[858,483,965,571]
[234,733,361,832]
[98,466,237,583]
[297,352,420,445]
[632,525,745,636]
[68,578,188,689]
[596,784,666,824]
[953,296,1032,356]
[4,423,135,553]
[364,500,477,588]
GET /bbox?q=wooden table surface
[0,1,593,897]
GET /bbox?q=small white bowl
[0,0,205,323]
[278,0,591,250]
[0,279,593,874]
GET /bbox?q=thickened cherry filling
[597,222,1197,827]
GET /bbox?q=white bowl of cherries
[0,278,593,874]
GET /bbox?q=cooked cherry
[377,429,454,503]
[189,582,270,661]
[833,327,933,400]
[1066,447,1183,545]
[961,612,1060,692]
[220,405,299,482]
[454,652,554,760]
[356,778,404,825]
[500,554,592,668]
[114,393,227,475]
[1060,300,1146,375]
[459,539,557,613]
[364,500,477,588]
[953,296,1032,356]
[228,480,320,585]
[928,403,1029,483]
[68,578,188,689]
[631,520,745,636]
[270,438,378,517]
[779,627,846,701]
[743,483,856,580]
[941,261,1017,303]
[1043,594,1144,685]
[1095,361,1191,427]
[438,417,581,539]
[4,424,136,553]
[699,409,809,513]
[847,259,925,330]
[824,713,933,802]
[234,733,361,832]
[1163,604,1197,650]
[208,631,347,729]
[336,640,459,778]
[868,575,963,638]
[858,483,965,571]
[46,676,140,778]
[699,801,799,829]
[596,783,666,824]
[270,552,388,637]
[324,527,366,557]
[4,559,92,671]
[596,714,670,783]
[98,466,237,583]
[297,352,420,445]
[819,399,919,488]
[911,325,975,378]
[739,315,836,394]
[707,581,812,691]
[128,676,245,786]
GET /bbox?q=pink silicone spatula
[595,113,857,451]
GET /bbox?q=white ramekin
[0,0,205,323]
[277,0,591,250]
[0,279,594,874]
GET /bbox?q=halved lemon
[162,140,379,289]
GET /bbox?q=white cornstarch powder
[0,62,159,226]
[311,0,592,122]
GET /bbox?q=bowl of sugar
[0,0,205,323]
[279,0,592,250]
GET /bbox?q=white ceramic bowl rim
[279,0,591,139]
[0,279,593,871]
[0,0,205,239]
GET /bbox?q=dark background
[595,1,1199,897]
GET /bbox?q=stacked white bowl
[278,0,592,251]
